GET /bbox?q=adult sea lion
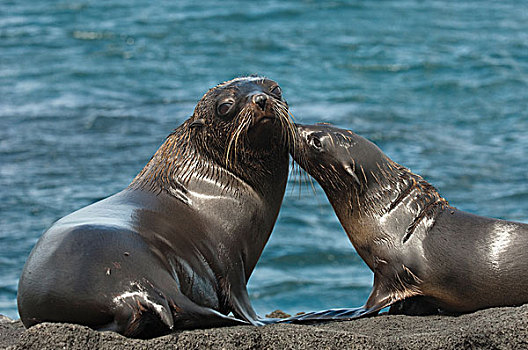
[17,77,297,338]
[285,123,528,321]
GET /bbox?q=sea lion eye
[217,101,233,116]
[310,136,322,150]
[270,85,282,98]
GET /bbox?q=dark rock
[0,315,25,350]
[3,304,528,349]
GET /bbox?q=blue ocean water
[1,1,527,320]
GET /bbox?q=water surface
[1,0,527,319]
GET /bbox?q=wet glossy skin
[17,77,295,338]
[287,123,528,321]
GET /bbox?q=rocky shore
[2,305,527,350]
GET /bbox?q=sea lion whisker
[302,167,317,196]
[232,112,251,164]
[275,103,296,152]
[225,110,251,167]
[225,129,238,167]
[274,106,301,191]
[273,104,288,148]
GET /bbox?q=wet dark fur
[282,123,528,323]
[17,77,298,338]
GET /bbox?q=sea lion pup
[284,123,528,321]
[17,76,297,338]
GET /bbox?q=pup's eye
[270,85,282,98]
[311,137,322,149]
[217,102,233,116]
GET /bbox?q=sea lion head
[292,123,388,196]
[188,76,297,181]
[132,76,298,196]
[292,123,445,223]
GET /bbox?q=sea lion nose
[252,93,268,110]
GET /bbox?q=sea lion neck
[356,157,449,222]
[129,120,290,202]
[294,123,450,256]
[128,120,289,281]
[322,134,448,225]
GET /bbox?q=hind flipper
[276,305,382,324]
[228,284,265,326]
[277,274,398,324]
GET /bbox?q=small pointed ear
[344,164,361,185]
[190,118,205,129]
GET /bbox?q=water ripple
[1,0,527,319]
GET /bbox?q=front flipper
[97,280,249,338]
[97,282,175,338]
[388,296,440,316]
[228,280,273,326]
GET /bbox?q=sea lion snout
[252,93,268,110]
[245,90,285,129]
[249,92,273,123]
